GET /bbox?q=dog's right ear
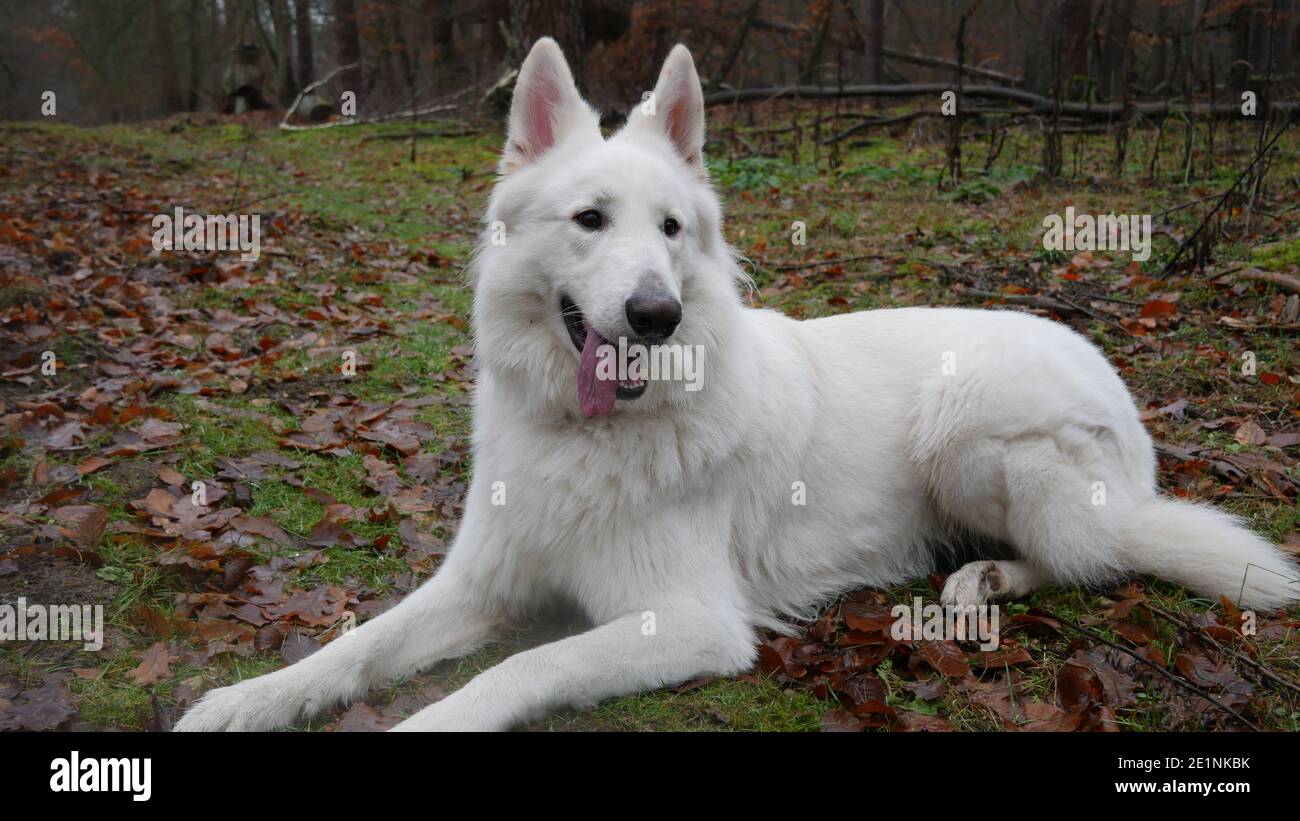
[501,38,596,174]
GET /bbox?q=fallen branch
[1235,268,1300,295]
[279,67,470,132]
[1152,440,1244,483]
[952,284,1079,314]
[883,46,1022,86]
[278,62,358,131]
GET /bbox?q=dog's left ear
[627,44,705,173]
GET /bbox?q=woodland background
[2,0,1298,126]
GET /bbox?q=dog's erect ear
[627,44,705,172]
[502,37,596,174]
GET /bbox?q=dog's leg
[389,599,755,731]
[939,435,1132,607]
[174,566,500,731]
[940,559,1049,606]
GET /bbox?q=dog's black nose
[625,292,682,340]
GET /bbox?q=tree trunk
[151,0,183,113]
[432,0,455,65]
[1151,0,1169,91]
[269,0,297,105]
[1099,0,1134,99]
[864,0,884,85]
[508,0,585,88]
[294,0,314,87]
[714,0,761,88]
[1058,0,1095,91]
[333,0,362,92]
[187,0,203,110]
[1023,0,1093,94]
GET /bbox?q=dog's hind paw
[940,560,1004,608]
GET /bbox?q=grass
[2,108,1298,731]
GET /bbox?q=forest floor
[1,109,1298,732]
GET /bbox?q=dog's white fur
[176,40,1298,732]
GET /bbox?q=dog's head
[472,39,743,420]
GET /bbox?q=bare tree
[294,0,314,88]
[268,0,297,104]
[151,0,183,113]
[509,0,585,86]
[333,0,362,92]
[1024,0,1094,95]
[864,0,885,85]
[1099,0,1135,99]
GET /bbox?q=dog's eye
[663,217,680,237]
[574,209,604,230]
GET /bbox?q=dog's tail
[1119,498,1299,611]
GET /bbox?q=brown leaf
[305,518,363,549]
[76,456,112,475]
[820,708,865,732]
[1266,431,1300,448]
[901,678,947,701]
[74,506,108,554]
[398,518,444,557]
[1233,420,1267,446]
[842,602,897,633]
[893,710,954,732]
[913,640,972,678]
[363,454,402,496]
[973,644,1034,668]
[280,629,321,664]
[836,672,888,706]
[333,702,399,732]
[8,681,76,731]
[1140,298,1178,318]
[130,641,174,686]
[231,515,306,549]
[270,586,350,628]
[1174,653,1242,690]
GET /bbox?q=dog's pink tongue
[578,323,618,418]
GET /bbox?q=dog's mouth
[561,295,647,417]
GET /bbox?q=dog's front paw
[174,678,297,732]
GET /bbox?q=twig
[1152,193,1222,219]
[1140,600,1300,698]
[952,284,1077,313]
[1037,608,1263,731]
[1052,293,1163,351]
[1158,119,1293,278]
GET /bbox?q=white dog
[177,40,1298,731]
